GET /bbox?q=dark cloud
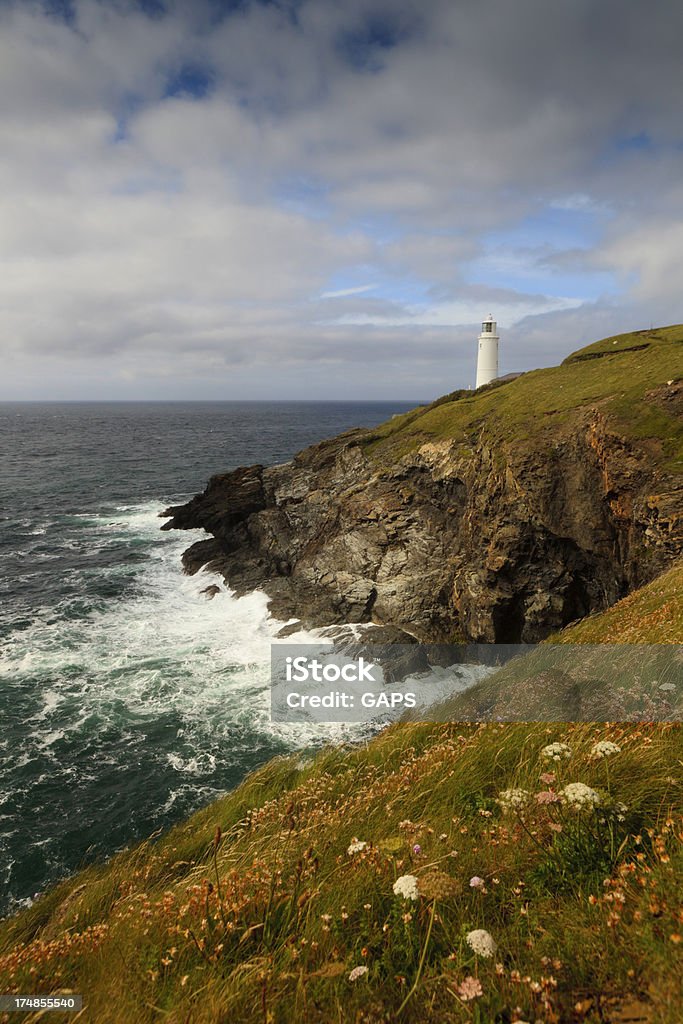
[0,0,682,398]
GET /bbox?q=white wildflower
[498,788,531,812]
[348,965,368,982]
[347,839,367,855]
[393,874,420,901]
[541,742,572,762]
[561,782,601,809]
[591,741,621,758]
[466,928,497,958]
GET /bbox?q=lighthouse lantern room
[475,313,499,389]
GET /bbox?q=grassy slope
[425,561,683,723]
[363,325,683,470]
[1,328,682,1023]
[0,574,681,1023]
[555,560,683,643]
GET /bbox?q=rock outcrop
[161,368,682,642]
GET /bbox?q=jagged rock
[160,362,682,642]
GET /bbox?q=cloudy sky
[2,0,682,400]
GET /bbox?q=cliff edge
[162,325,683,642]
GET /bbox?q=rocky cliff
[162,326,683,642]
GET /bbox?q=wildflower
[347,839,367,855]
[592,741,621,758]
[393,874,420,900]
[561,782,601,809]
[498,788,531,812]
[466,929,497,958]
[418,870,461,899]
[412,843,422,855]
[469,876,486,890]
[536,789,561,805]
[348,965,368,982]
[457,976,483,1000]
[541,742,572,761]
[539,772,556,785]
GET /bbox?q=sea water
[0,400,415,914]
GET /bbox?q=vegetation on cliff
[1,327,681,1022]
[162,325,682,644]
[1,567,681,1023]
[554,558,683,643]
[364,325,683,469]
[414,560,683,724]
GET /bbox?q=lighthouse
[475,313,499,389]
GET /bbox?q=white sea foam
[1,501,364,762]
[0,495,487,915]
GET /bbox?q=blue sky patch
[164,64,214,100]
[336,12,417,71]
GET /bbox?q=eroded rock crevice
[162,412,681,643]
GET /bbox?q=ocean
[0,400,416,915]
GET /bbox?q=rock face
[161,387,682,642]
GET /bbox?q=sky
[1,0,683,400]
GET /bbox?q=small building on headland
[475,313,499,388]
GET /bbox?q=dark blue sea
[0,400,415,915]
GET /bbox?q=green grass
[1,328,682,1022]
[427,561,683,723]
[362,325,683,470]
[0,721,680,1023]
[555,560,683,643]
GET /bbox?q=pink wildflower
[457,976,483,1001]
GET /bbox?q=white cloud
[320,284,378,298]
[328,295,582,330]
[0,0,682,398]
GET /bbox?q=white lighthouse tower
[475,313,499,389]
